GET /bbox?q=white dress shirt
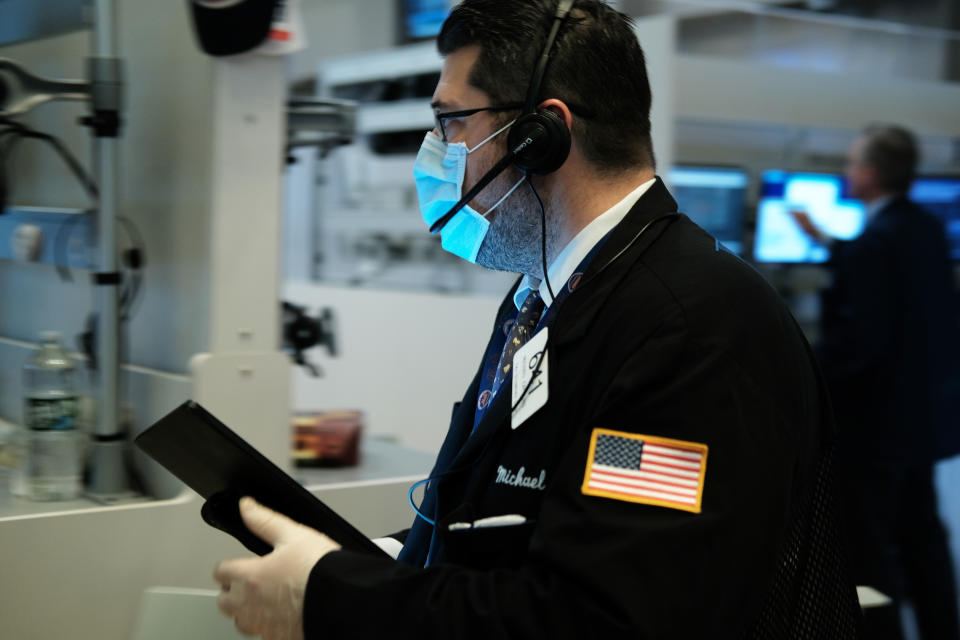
[513,178,657,310]
[863,195,893,227]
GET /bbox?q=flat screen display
[668,166,748,256]
[753,170,865,263]
[400,0,451,41]
[910,176,960,260]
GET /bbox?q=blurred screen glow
[668,166,748,256]
[754,171,865,263]
[402,0,450,40]
[910,176,960,260]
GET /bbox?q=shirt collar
[864,194,894,225]
[513,177,657,310]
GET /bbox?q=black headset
[429,0,575,234]
[507,0,574,176]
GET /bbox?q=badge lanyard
[511,213,681,412]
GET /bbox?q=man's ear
[538,98,573,130]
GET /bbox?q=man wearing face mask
[213,2,861,638]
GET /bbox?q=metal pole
[87,0,132,500]
[93,135,118,439]
[93,0,115,55]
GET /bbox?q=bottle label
[25,397,78,431]
[24,431,81,500]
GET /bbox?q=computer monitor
[398,0,451,42]
[753,170,866,263]
[668,165,748,255]
[910,176,960,260]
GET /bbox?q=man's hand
[213,497,341,640]
[788,209,827,244]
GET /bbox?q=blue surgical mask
[413,122,525,263]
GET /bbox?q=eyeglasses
[434,103,524,142]
[433,101,598,142]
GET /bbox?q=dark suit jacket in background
[301,179,860,639]
[820,196,960,467]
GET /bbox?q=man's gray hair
[860,123,918,194]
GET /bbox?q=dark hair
[860,123,918,194]
[437,0,654,174]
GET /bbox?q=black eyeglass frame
[434,100,596,142]
[434,103,524,142]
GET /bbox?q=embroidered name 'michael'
[496,465,547,491]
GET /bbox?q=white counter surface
[0,438,436,640]
[0,438,434,520]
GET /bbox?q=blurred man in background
[793,123,960,639]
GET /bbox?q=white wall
[675,53,960,139]
[635,14,676,174]
[288,0,398,84]
[675,8,954,83]
[284,282,505,453]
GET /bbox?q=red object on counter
[292,410,363,467]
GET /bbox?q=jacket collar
[447,176,680,470]
[549,176,679,347]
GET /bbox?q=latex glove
[214,497,341,640]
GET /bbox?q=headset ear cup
[508,108,571,175]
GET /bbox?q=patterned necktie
[492,290,546,394]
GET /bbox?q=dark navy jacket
[303,178,859,639]
[820,196,960,467]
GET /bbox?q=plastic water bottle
[21,331,83,501]
[0,422,15,507]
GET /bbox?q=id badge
[511,328,549,429]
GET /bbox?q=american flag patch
[581,428,708,513]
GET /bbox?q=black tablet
[134,400,388,558]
